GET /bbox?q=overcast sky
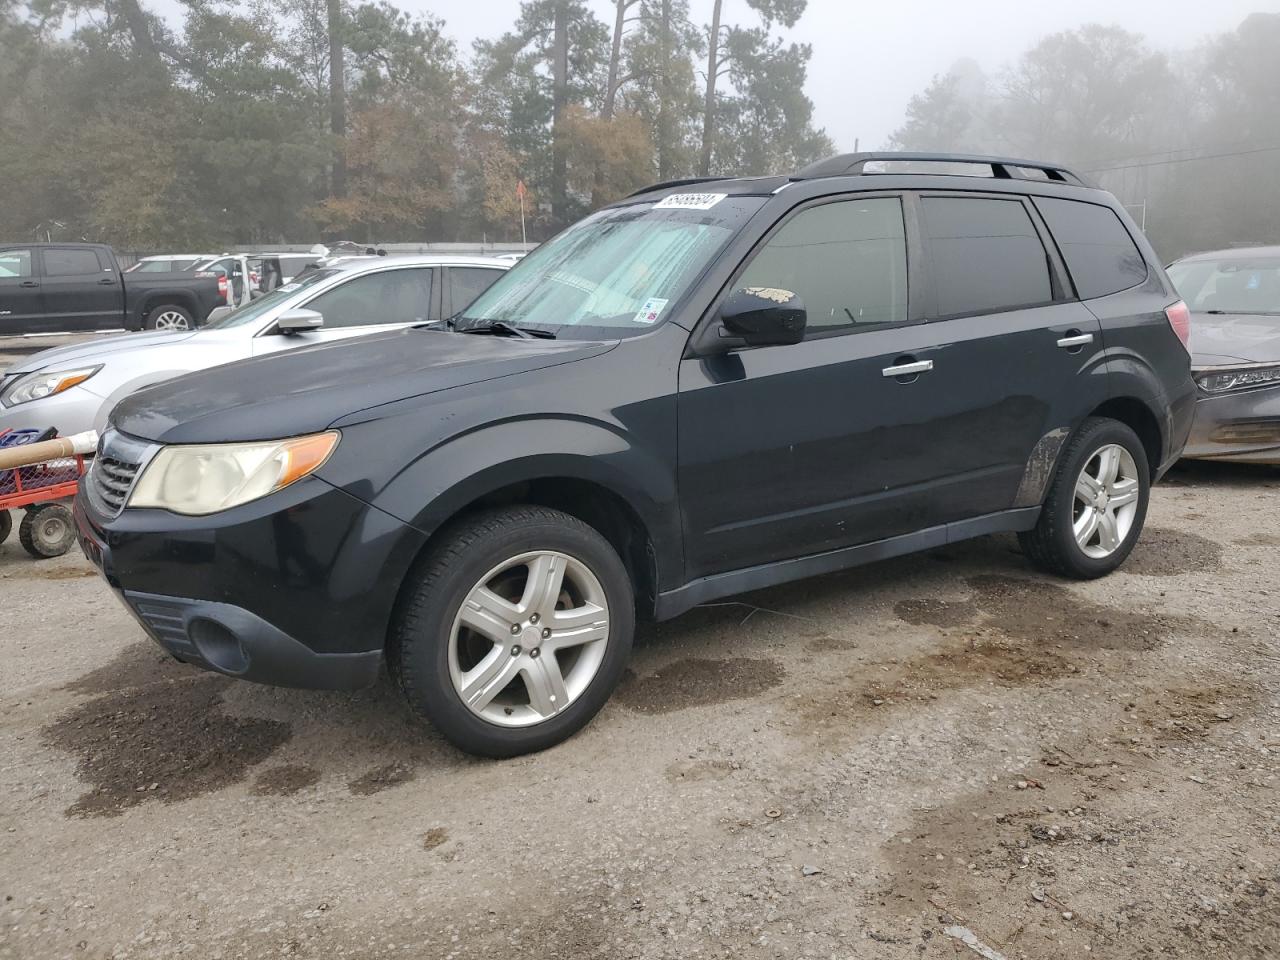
[425,0,1275,150]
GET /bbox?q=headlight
[1195,366,1280,395]
[1,366,101,407]
[129,432,339,515]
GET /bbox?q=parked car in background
[124,254,217,273]
[0,243,221,335]
[1167,246,1280,464]
[195,253,325,322]
[0,255,508,436]
[74,152,1194,758]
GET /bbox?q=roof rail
[626,176,732,199]
[791,152,1091,187]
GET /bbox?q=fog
[437,0,1275,150]
[3,0,1278,256]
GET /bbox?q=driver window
[736,197,908,337]
[303,268,434,329]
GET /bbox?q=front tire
[19,503,76,559]
[144,304,194,331]
[389,506,635,758]
[1019,417,1150,579]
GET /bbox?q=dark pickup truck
[0,243,221,335]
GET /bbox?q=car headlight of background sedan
[128,432,339,515]
[1195,365,1280,395]
[0,366,101,407]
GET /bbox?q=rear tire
[144,304,194,331]
[1019,417,1150,579]
[19,503,76,559]
[389,506,634,758]
[0,510,11,546]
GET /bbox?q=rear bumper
[73,474,427,690]
[1183,386,1280,465]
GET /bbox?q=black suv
[75,153,1195,757]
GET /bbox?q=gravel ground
[1,460,1277,960]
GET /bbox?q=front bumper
[0,387,101,437]
[1183,385,1280,465]
[74,474,428,690]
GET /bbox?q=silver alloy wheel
[1072,443,1141,559]
[448,550,610,728]
[153,310,189,331]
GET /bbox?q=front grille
[86,430,155,517]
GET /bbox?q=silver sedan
[0,256,508,437]
[1168,246,1280,465]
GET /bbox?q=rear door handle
[19,280,38,288]
[97,277,116,285]
[1056,333,1094,349]
[882,359,933,378]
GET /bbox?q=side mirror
[719,287,806,347]
[277,308,324,334]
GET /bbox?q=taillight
[217,276,228,303]
[1165,300,1191,354]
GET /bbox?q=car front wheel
[1019,417,1150,579]
[390,506,635,758]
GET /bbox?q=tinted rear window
[44,248,104,277]
[921,197,1052,317]
[1033,197,1147,299]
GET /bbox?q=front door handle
[19,280,38,288]
[97,277,116,285]
[1056,332,1094,349]
[882,359,933,378]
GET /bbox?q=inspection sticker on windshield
[634,297,669,325]
[654,192,726,211]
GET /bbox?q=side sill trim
[654,506,1042,620]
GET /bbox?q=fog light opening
[189,619,250,675]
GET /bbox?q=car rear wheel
[19,503,76,559]
[1019,417,1150,579]
[389,506,634,758]
[145,305,194,331]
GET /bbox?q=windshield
[1168,256,1280,316]
[456,196,764,337]
[131,258,200,272]
[207,268,341,328]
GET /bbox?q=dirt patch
[422,827,449,850]
[348,761,417,796]
[615,657,784,714]
[665,758,736,783]
[61,641,192,696]
[1,564,97,580]
[252,764,322,797]
[897,575,1192,652]
[1130,684,1254,743]
[44,673,291,818]
[1234,532,1280,547]
[1123,526,1224,576]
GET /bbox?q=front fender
[322,412,684,591]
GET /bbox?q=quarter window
[43,248,104,277]
[1033,197,1148,299]
[304,268,434,329]
[921,197,1053,317]
[736,197,908,336]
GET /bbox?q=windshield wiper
[456,320,557,339]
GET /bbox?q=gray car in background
[0,255,508,437]
[1167,246,1280,464]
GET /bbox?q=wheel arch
[1088,396,1163,479]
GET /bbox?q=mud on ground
[1,459,1277,959]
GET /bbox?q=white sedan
[0,255,508,436]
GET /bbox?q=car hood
[111,328,616,444]
[4,329,204,375]
[1190,312,1280,367]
